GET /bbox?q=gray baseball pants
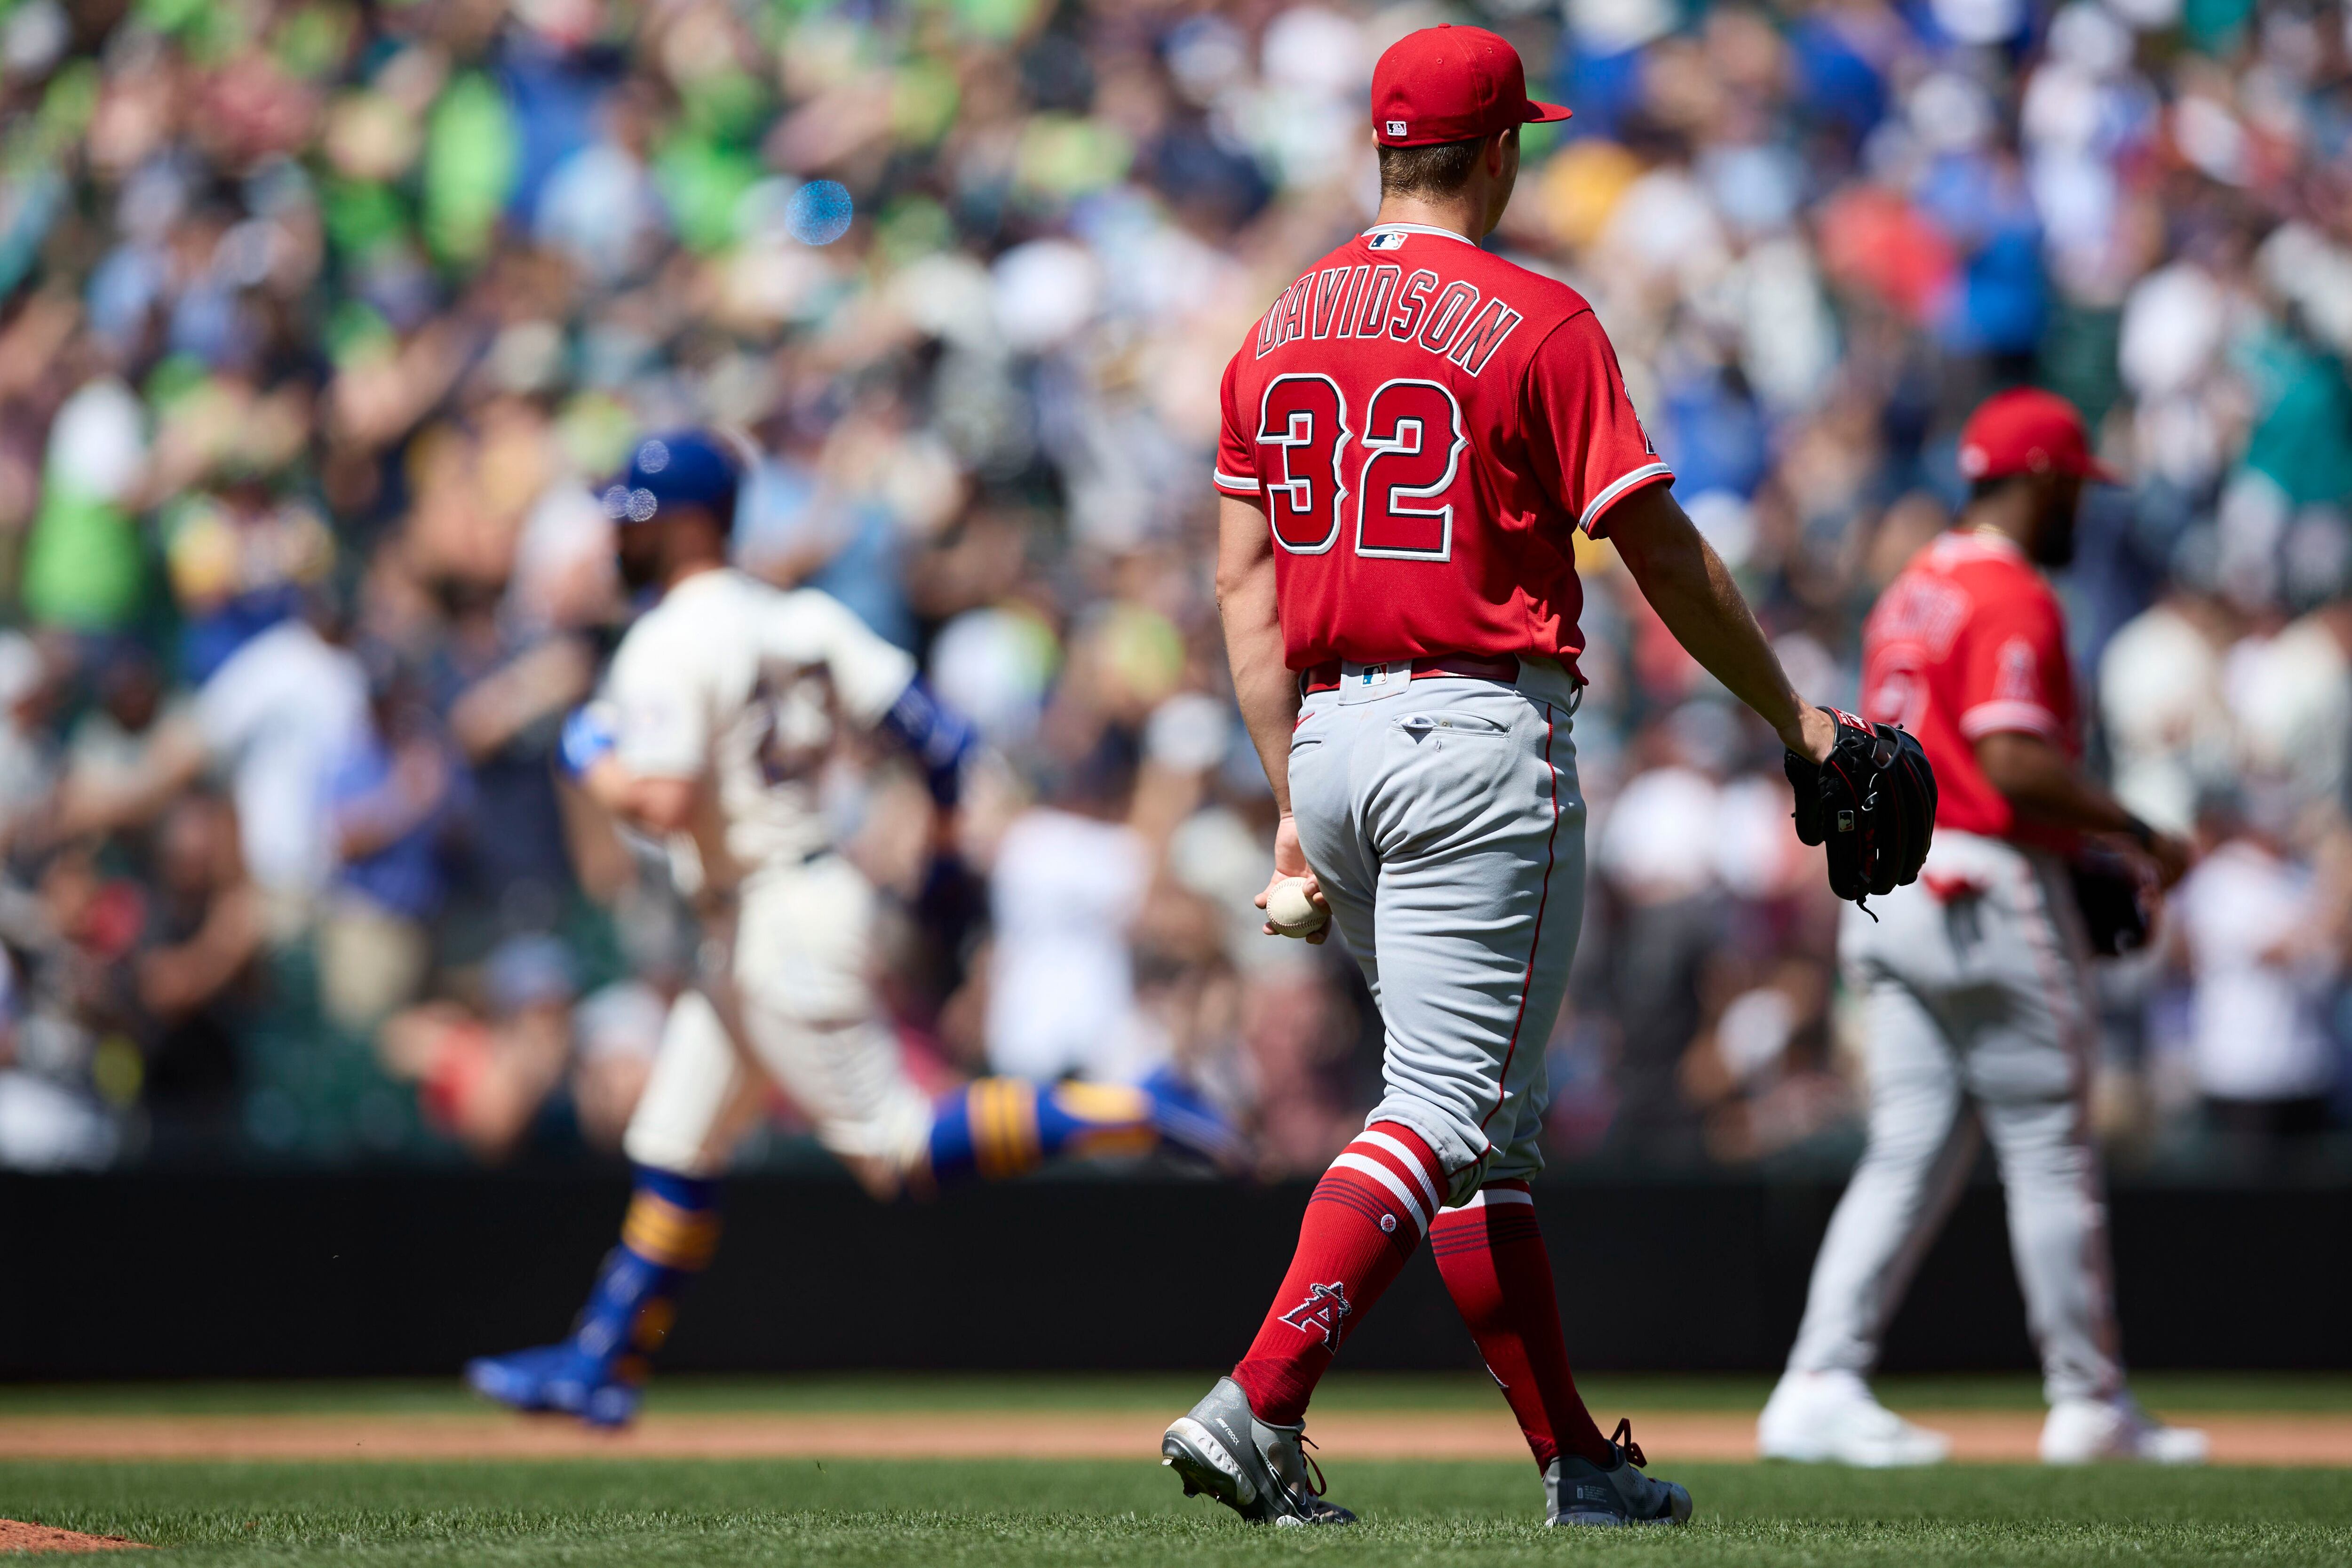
[1287,657,1585,1209]
[1784,829,2124,1405]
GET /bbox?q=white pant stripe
[1356,1130,1441,1213]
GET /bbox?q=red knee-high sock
[1428,1180,1612,1468]
[1231,1122,1446,1426]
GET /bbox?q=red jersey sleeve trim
[1212,468,1259,497]
[1957,699,2065,742]
[1579,462,1674,537]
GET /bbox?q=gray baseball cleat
[1161,1376,1355,1525]
[1544,1420,1695,1527]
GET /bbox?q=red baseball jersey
[1859,531,2077,842]
[1214,223,1670,672]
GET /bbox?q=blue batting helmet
[601,430,742,531]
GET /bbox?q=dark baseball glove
[2067,849,2153,957]
[1784,707,1937,909]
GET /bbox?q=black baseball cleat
[1544,1419,1694,1526]
[1161,1376,1355,1525]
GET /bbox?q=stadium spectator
[0,0,2342,1170]
[2167,792,2344,1152]
[319,653,462,1032]
[128,788,264,1161]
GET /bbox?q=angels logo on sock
[1279,1281,1352,1349]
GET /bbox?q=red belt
[1299,653,1521,695]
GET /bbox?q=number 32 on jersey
[1257,373,1469,562]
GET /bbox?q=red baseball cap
[1371,24,1571,149]
[1956,388,2120,484]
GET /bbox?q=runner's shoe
[465,1342,641,1428]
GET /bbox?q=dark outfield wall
[0,1170,2342,1379]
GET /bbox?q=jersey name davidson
[1254,262,1524,376]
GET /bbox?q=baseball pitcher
[467,431,1237,1427]
[1158,26,1912,1528]
[1757,389,2209,1466]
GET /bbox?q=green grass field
[9,1458,2352,1566]
[4,1376,2349,1566]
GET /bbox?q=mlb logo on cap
[1371,24,1572,148]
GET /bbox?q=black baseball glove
[2067,848,2153,956]
[1784,707,1937,909]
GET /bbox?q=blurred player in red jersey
[1758,389,2209,1467]
[1159,24,1843,1528]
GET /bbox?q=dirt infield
[4,1409,2350,1465]
[0,1520,144,1552]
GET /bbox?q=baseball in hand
[1265,876,1327,938]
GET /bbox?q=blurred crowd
[0,0,2347,1175]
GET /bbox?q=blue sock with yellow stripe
[568,1166,721,1386]
[926,1079,1162,1184]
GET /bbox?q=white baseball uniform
[606,567,935,1175]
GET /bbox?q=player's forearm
[1215,498,1298,814]
[878,677,977,806]
[1975,732,2138,835]
[579,756,700,835]
[1979,732,2193,883]
[559,703,701,833]
[1230,653,1299,816]
[1609,489,1826,759]
[1222,586,1300,815]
